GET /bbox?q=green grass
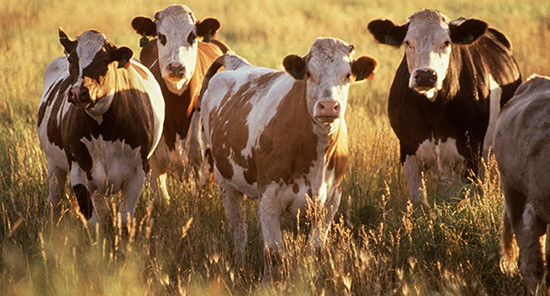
[1,0,549,294]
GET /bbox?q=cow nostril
[415,69,437,87]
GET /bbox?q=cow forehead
[406,10,450,42]
[76,31,107,68]
[155,5,196,34]
[307,38,353,75]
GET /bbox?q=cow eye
[158,33,167,46]
[187,32,196,44]
[443,40,451,48]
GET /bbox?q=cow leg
[70,164,93,220]
[506,191,547,293]
[149,153,170,206]
[220,180,247,265]
[402,154,427,203]
[258,190,284,282]
[118,168,147,226]
[47,161,67,212]
[88,190,109,225]
[307,189,342,252]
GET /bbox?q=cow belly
[80,135,144,192]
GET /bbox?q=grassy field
[1,0,549,294]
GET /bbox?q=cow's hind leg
[506,188,547,293]
[47,161,67,213]
[118,168,147,226]
[220,180,247,266]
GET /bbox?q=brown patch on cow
[209,82,255,180]
[292,183,300,194]
[326,125,349,186]
[140,40,226,151]
[255,81,319,188]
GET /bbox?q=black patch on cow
[388,27,522,174]
[73,184,93,219]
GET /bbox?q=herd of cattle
[35,4,550,291]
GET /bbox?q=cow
[496,75,550,295]
[367,9,522,202]
[131,4,229,205]
[192,37,378,280]
[37,29,165,224]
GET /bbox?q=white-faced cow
[131,4,229,205]
[193,38,378,280]
[496,75,550,294]
[37,29,165,224]
[368,10,521,202]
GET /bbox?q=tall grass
[1,0,549,294]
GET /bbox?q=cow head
[131,5,221,95]
[283,37,378,125]
[368,10,487,101]
[59,28,133,109]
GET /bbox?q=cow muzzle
[315,101,341,124]
[167,62,185,79]
[413,68,437,89]
[69,86,93,108]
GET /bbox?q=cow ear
[197,18,221,42]
[58,28,76,55]
[367,19,408,47]
[111,46,134,69]
[131,16,157,37]
[282,54,307,80]
[352,56,379,81]
[450,19,488,45]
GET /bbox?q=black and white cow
[368,10,521,201]
[37,29,165,223]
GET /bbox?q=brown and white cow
[368,10,521,202]
[37,29,164,224]
[496,75,550,294]
[193,38,378,280]
[131,5,229,204]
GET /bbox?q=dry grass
[1,0,549,294]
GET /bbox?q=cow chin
[315,116,340,125]
[163,76,190,95]
[415,87,438,101]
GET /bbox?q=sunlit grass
[1,0,549,294]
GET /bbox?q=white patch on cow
[155,5,199,95]
[75,31,107,86]
[80,135,143,193]
[404,10,452,100]
[483,75,502,159]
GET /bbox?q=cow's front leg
[220,180,247,266]
[47,161,68,213]
[258,192,284,283]
[149,152,170,206]
[306,189,341,252]
[402,153,427,203]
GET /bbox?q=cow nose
[168,62,185,78]
[69,86,90,103]
[414,69,437,87]
[316,101,341,121]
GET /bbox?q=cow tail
[500,206,519,275]
[187,55,227,185]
